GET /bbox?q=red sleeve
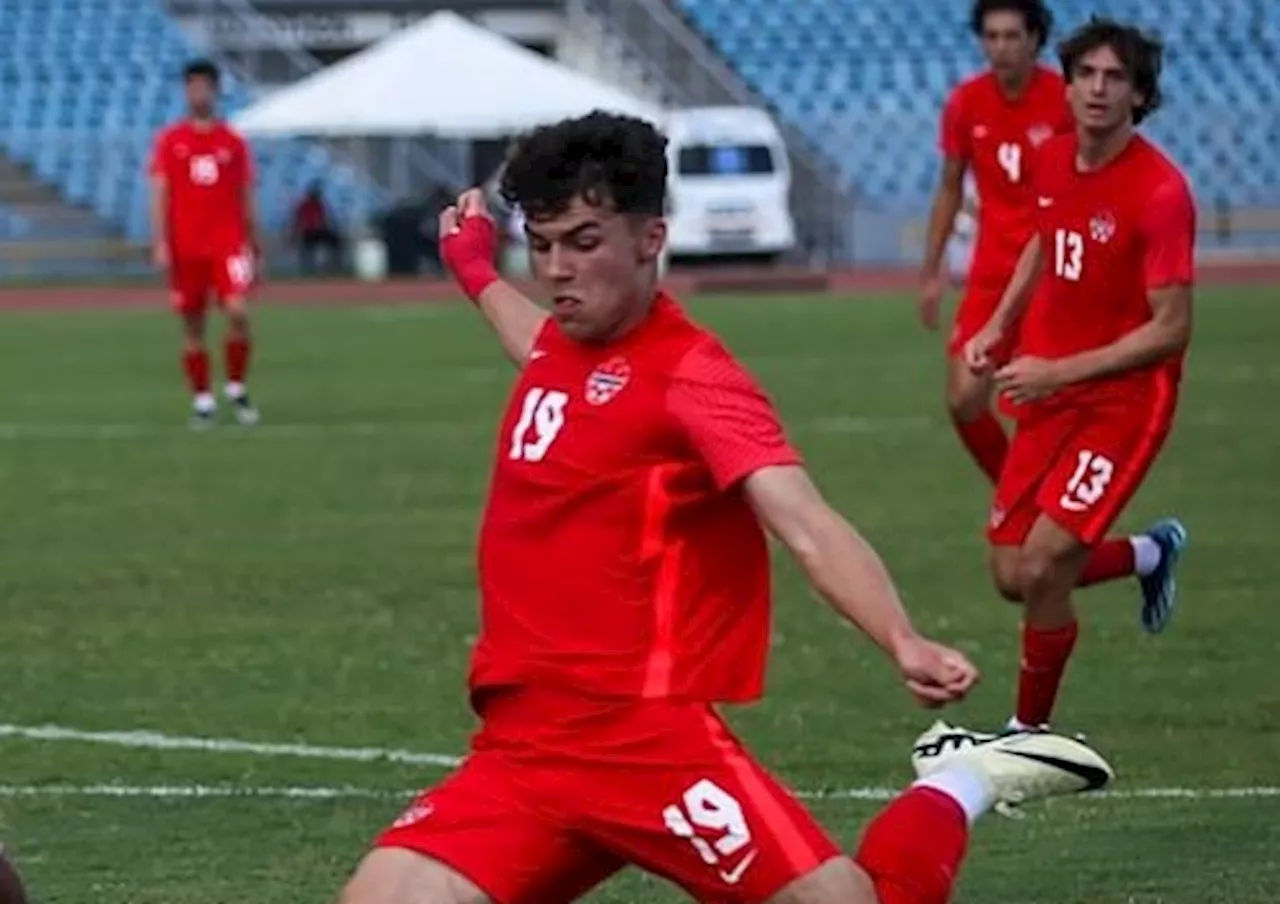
[1140,175,1196,288]
[939,88,968,160]
[667,340,801,490]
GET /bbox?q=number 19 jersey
[470,295,801,706]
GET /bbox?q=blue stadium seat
[675,0,1280,208]
[0,0,386,242]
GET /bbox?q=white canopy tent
[231,10,665,138]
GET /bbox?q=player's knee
[1015,545,1064,600]
[989,549,1024,603]
[225,297,248,318]
[946,385,987,423]
[764,856,877,904]
[338,849,491,904]
[945,370,989,422]
[224,305,250,336]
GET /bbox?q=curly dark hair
[1058,17,1164,125]
[499,110,667,220]
[182,58,221,84]
[970,0,1053,49]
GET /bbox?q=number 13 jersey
[1016,132,1196,412]
[471,295,801,705]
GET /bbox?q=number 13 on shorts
[1059,449,1114,513]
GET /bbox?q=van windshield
[677,144,775,176]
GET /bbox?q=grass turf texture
[0,289,1276,902]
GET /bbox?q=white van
[663,106,798,262]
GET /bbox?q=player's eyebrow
[525,221,601,243]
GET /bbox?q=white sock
[1005,715,1042,733]
[1131,535,1162,576]
[193,392,216,413]
[913,762,996,825]
[224,381,246,401]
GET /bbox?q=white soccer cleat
[913,720,1114,810]
[911,719,1004,779]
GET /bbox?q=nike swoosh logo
[997,749,1111,790]
[718,850,758,885]
[1038,197,1053,207]
[528,350,547,360]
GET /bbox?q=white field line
[0,723,462,768]
[0,723,1275,804]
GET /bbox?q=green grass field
[0,288,1277,903]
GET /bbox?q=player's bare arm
[439,189,548,366]
[919,156,968,329]
[965,234,1042,370]
[243,176,264,271]
[149,172,169,269]
[742,464,979,707]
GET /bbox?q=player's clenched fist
[994,355,1065,404]
[439,188,499,301]
[893,635,980,708]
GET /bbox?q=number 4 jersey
[940,65,1073,290]
[1013,132,1197,413]
[470,295,801,705]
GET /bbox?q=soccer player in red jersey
[919,0,1070,482]
[337,112,1114,904]
[149,59,262,428]
[938,19,1192,740]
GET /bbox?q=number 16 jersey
[470,295,801,707]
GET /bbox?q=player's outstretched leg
[847,732,1113,904]
[222,300,259,426]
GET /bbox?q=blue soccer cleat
[1138,517,1188,634]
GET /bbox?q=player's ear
[636,216,666,264]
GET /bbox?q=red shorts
[988,376,1178,547]
[168,251,255,314]
[373,688,838,904]
[947,274,1016,362]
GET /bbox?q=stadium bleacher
[0,0,384,245]
[674,0,1280,209]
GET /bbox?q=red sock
[855,786,969,904]
[183,348,211,395]
[1016,620,1079,727]
[225,336,251,385]
[953,411,1008,483]
[1078,538,1135,587]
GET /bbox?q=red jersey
[149,120,252,259]
[940,66,1073,285]
[1018,133,1196,409]
[470,295,801,706]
